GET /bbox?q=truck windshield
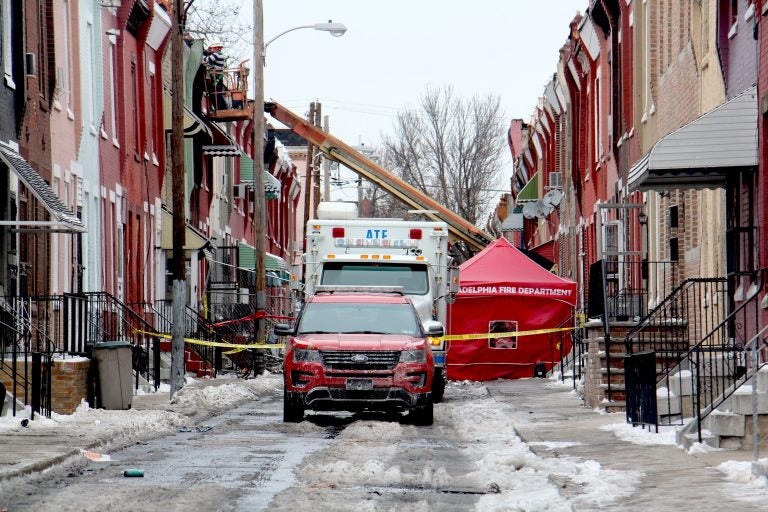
[297,302,421,336]
[320,262,429,295]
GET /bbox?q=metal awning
[239,153,281,200]
[162,90,212,138]
[628,86,757,191]
[203,145,239,157]
[0,144,85,233]
[159,207,210,251]
[516,172,540,203]
[238,242,289,274]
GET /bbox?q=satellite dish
[522,202,538,219]
[537,200,554,217]
[543,189,563,208]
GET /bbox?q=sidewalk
[485,377,768,510]
[0,375,281,482]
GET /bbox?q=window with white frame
[1,0,14,88]
[594,72,600,164]
[109,38,118,143]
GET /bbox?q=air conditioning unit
[548,172,562,190]
[233,184,245,199]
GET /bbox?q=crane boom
[265,101,494,252]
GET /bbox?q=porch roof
[0,144,85,233]
[628,86,757,192]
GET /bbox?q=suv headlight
[399,349,425,363]
[293,349,322,363]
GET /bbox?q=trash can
[92,341,133,410]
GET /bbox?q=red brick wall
[1,358,91,415]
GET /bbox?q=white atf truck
[295,202,457,402]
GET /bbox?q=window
[669,205,678,228]
[1,0,14,87]
[489,320,518,349]
[148,64,157,161]
[131,61,139,156]
[320,262,429,295]
[108,39,118,143]
[670,237,679,261]
[88,21,97,129]
[297,302,421,337]
[61,0,72,111]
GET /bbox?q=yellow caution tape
[138,324,579,350]
[135,330,284,350]
[439,326,576,342]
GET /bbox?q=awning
[239,153,281,200]
[203,145,239,157]
[0,144,85,233]
[160,207,210,250]
[516,172,540,203]
[531,239,555,263]
[238,242,289,273]
[162,90,212,138]
[628,86,758,191]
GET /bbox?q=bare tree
[381,85,506,225]
[183,0,252,62]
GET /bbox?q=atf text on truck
[276,286,443,425]
[297,202,456,401]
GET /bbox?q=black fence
[0,302,55,418]
[625,351,659,430]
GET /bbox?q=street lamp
[264,20,348,51]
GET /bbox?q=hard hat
[209,42,223,49]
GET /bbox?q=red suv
[275,286,442,425]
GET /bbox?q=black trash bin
[92,341,133,410]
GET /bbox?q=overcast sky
[253,0,584,192]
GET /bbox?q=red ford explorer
[275,286,443,425]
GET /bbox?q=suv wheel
[409,398,433,426]
[432,370,446,403]
[283,388,304,423]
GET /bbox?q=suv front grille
[320,350,400,370]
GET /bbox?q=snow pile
[171,372,281,410]
[298,421,452,489]
[599,422,678,446]
[444,396,643,511]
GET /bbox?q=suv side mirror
[423,320,444,338]
[273,323,294,336]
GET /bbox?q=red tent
[446,237,577,381]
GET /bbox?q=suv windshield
[297,301,421,336]
[320,262,429,295]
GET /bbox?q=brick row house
[0,1,300,414]
[501,0,768,441]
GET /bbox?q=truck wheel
[283,388,304,423]
[410,398,433,426]
[432,370,446,403]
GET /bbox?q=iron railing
[621,277,728,428]
[674,290,763,442]
[0,301,56,418]
[624,278,728,357]
[600,259,680,400]
[80,293,162,390]
[152,300,219,375]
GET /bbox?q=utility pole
[311,103,322,218]
[323,115,331,201]
[302,101,317,254]
[170,0,186,398]
[253,0,266,374]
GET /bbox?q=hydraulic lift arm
[265,101,494,253]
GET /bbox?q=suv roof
[314,285,404,295]
[309,293,410,305]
